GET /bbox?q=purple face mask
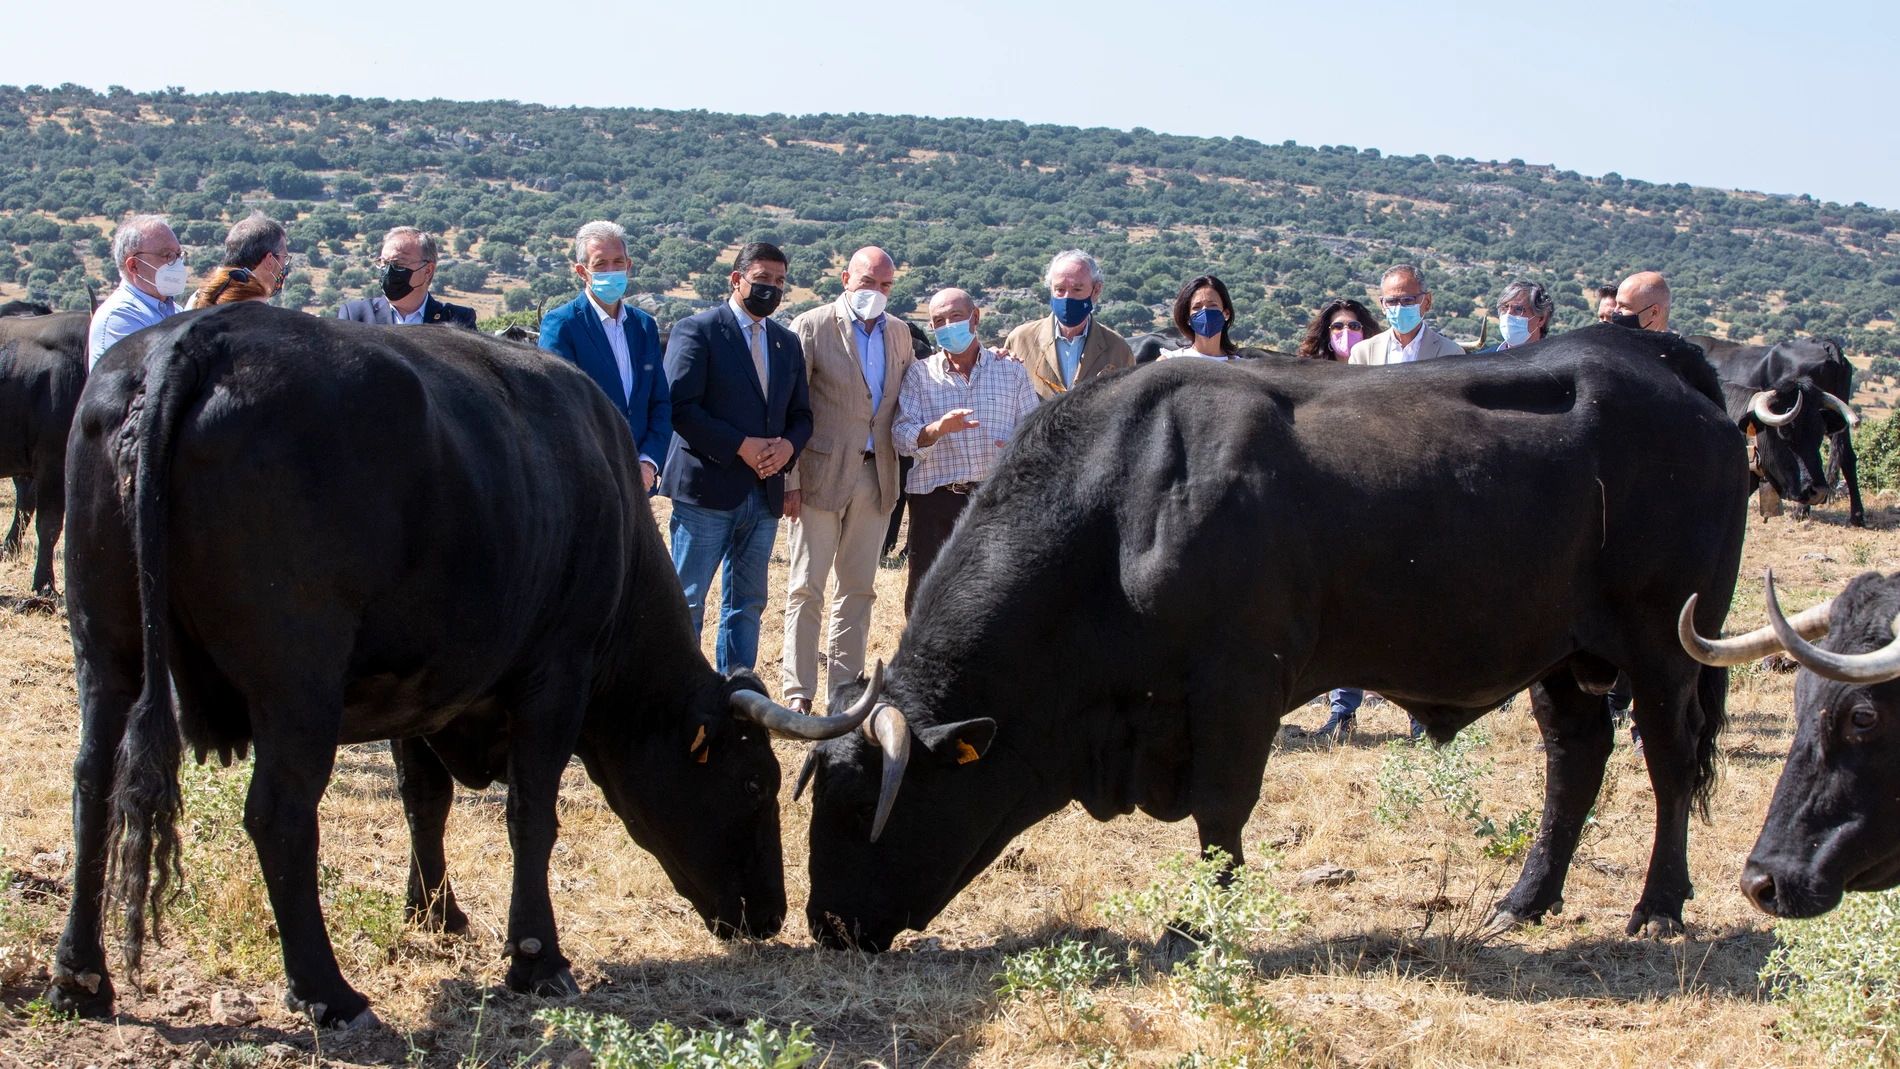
[1330,326,1362,359]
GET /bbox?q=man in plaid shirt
[893,288,1042,612]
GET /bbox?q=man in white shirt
[1349,265,1467,365]
[88,215,185,367]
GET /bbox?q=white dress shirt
[390,294,429,325]
[589,292,635,402]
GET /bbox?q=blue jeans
[1330,688,1363,717]
[670,487,779,674]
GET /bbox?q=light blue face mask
[1499,313,1532,347]
[933,318,976,354]
[588,270,628,306]
[1385,301,1423,335]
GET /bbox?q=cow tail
[105,315,211,980]
[1691,662,1728,821]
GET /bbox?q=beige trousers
[781,455,889,705]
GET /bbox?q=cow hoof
[1624,910,1685,940]
[285,989,372,1028]
[339,1007,383,1032]
[406,898,470,935]
[46,968,114,1019]
[1482,908,1534,936]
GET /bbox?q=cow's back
[76,305,647,740]
[0,312,87,473]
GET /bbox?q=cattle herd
[0,297,1884,1031]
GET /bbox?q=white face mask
[146,257,190,298]
[847,287,887,321]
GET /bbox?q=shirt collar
[838,293,882,333]
[588,291,626,324]
[394,292,430,322]
[728,295,763,329]
[120,279,174,315]
[1054,318,1090,347]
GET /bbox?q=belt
[945,482,980,495]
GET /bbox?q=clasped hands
[738,436,794,479]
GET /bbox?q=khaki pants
[782,455,890,705]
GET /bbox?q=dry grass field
[0,484,1894,1068]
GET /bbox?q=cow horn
[1765,569,1900,684]
[1750,389,1801,427]
[865,703,910,843]
[1678,591,1833,666]
[1820,391,1860,428]
[728,661,884,740]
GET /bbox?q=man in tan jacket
[1006,249,1134,400]
[781,247,915,711]
[1348,264,1467,365]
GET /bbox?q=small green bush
[1762,888,1900,1068]
[997,938,1120,1032]
[535,1010,816,1069]
[1375,728,1537,857]
[1853,412,1900,492]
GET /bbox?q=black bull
[1682,570,1900,919]
[803,324,1750,951]
[48,304,871,1026]
[0,311,88,595]
[1692,335,1863,527]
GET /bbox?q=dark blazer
[659,303,812,515]
[537,293,672,465]
[335,293,478,329]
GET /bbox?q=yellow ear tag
[956,739,981,765]
[690,725,707,757]
[697,748,709,764]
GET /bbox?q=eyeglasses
[135,250,186,266]
[1380,294,1424,308]
[1328,321,1365,333]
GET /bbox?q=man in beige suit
[1349,264,1467,365]
[1006,249,1134,399]
[781,246,915,711]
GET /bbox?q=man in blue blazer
[661,241,812,673]
[537,221,672,490]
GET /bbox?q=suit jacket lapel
[372,297,393,325]
[574,299,626,405]
[1035,317,1061,389]
[1076,323,1113,382]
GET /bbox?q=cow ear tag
[691,725,708,762]
[955,739,981,765]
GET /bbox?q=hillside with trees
[2,83,1896,359]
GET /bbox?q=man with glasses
[336,226,477,328]
[1476,281,1556,353]
[89,214,186,367]
[218,213,293,299]
[1348,264,1466,365]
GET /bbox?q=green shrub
[1853,412,1900,491]
[1375,728,1537,857]
[1762,888,1900,1068]
[997,938,1120,1034]
[535,1010,816,1069]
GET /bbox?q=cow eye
[1850,708,1879,735]
[744,777,764,796]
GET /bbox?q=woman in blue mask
[1476,280,1555,353]
[1160,275,1243,360]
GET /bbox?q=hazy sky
[11,0,1894,208]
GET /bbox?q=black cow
[49,304,874,1027]
[1682,570,1900,918]
[0,300,55,318]
[1692,336,1862,527]
[799,324,1749,951]
[1128,329,1288,363]
[0,311,88,594]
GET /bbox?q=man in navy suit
[661,241,812,673]
[335,226,478,329]
[537,221,672,490]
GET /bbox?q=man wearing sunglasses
[1348,265,1466,365]
[88,214,186,368]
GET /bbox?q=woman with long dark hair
[1297,298,1382,361]
[1160,275,1242,360]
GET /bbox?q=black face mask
[1608,303,1651,330]
[740,282,782,319]
[380,263,417,302]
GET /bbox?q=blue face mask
[1189,308,1226,338]
[1386,301,1423,335]
[588,270,628,306]
[933,318,976,355]
[1050,295,1094,328]
[1499,313,1532,347]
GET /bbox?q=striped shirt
[893,348,1041,495]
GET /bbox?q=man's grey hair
[223,212,288,269]
[1382,264,1425,290]
[573,220,629,264]
[1046,249,1103,289]
[383,225,438,264]
[111,214,171,267]
[1498,280,1555,335]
